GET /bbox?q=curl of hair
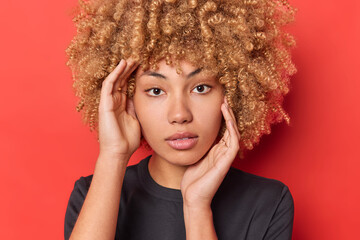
[66,0,297,156]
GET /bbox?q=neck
[148,153,187,190]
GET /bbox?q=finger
[224,97,241,140]
[101,60,127,97]
[214,118,238,170]
[222,103,240,147]
[225,119,239,155]
[225,98,236,123]
[229,112,241,141]
[113,59,139,94]
[220,104,233,146]
[124,58,140,78]
[118,80,128,112]
[221,128,229,146]
[117,64,137,111]
[221,102,233,126]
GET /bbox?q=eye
[145,88,165,96]
[192,84,212,94]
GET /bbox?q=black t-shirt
[64,155,294,240]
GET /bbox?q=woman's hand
[69,59,140,240]
[180,97,241,209]
[98,59,140,160]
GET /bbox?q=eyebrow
[141,68,202,80]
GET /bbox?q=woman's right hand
[98,59,141,161]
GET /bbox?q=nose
[167,96,193,124]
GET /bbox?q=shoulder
[212,168,294,239]
[72,175,93,193]
[215,167,294,215]
[223,167,292,197]
[64,163,141,238]
[66,161,142,196]
[71,162,140,191]
[64,175,93,239]
[213,168,294,238]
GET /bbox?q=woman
[65,0,296,239]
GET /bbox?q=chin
[163,147,209,167]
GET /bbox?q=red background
[0,0,359,239]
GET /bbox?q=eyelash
[145,84,212,97]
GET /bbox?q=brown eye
[192,84,211,94]
[145,88,164,96]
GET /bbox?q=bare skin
[69,59,240,240]
[182,98,240,239]
[69,59,140,240]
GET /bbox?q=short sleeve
[263,185,294,240]
[64,176,92,240]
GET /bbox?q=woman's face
[133,59,224,166]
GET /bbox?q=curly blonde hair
[66,0,296,155]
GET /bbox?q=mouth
[166,137,198,150]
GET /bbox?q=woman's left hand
[180,97,241,209]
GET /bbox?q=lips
[165,132,198,150]
[166,132,198,141]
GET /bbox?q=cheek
[194,99,223,137]
[133,96,164,140]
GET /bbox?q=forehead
[135,59,215,80]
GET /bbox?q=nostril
[168,99,193,124]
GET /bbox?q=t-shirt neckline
[137,155,183,202]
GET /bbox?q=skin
[133,60,225,189]
[69,59,240,240]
